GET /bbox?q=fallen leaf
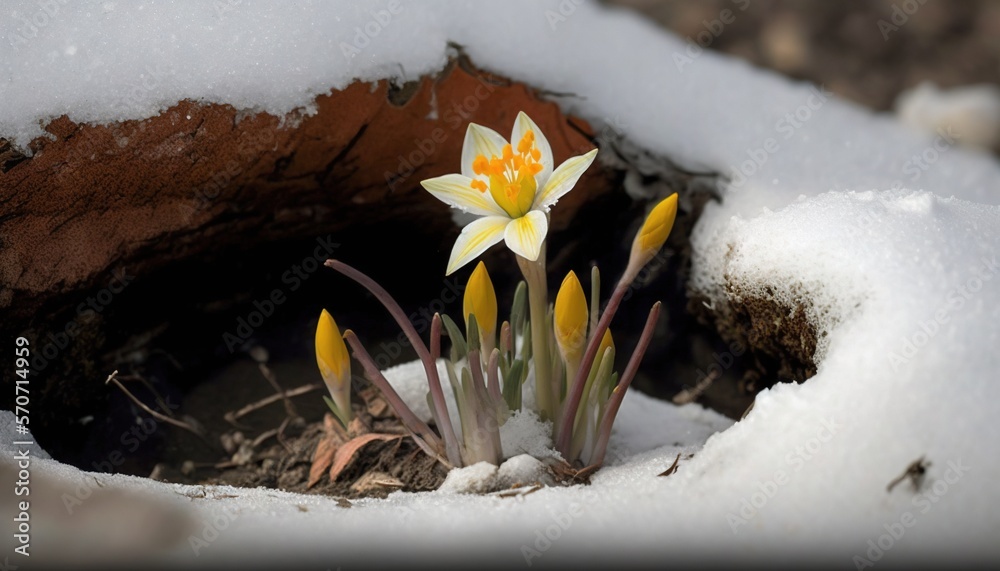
[329,433,402,482]
[307,414,350,489]
[658,453,682,477]
[307,435,339,489]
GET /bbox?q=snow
[497,409,558,461]
[4,0,1000,566]
[438,461,498,494]
[896,81,1000,149]
[1,410,50,459]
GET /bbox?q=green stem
[516,248,555,421]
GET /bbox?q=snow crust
[3,0,1000,566]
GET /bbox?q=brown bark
[0,61,608,326]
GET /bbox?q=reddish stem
[326,260,462,466]
[344,330,443,454]
[589,302,661,467]
[556,270,635,455]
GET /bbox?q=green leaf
[466,313,481,353]
[589,265,601,337]
[503,358,525,411]
[510,280,528,338]
[440,313,468,360]
[323,395,350,429]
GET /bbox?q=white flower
[421,111,598,275]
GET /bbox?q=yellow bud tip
[636,193,678,254]
[464,261,498,337]
[554,271,589,354]
[599,328,614,356]
[315,309,350,389]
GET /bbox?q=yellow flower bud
[598,328,614,359]
[315,309,352,423]
[631,193,678,264]
[464,261,498,342]
[554,270,589,361]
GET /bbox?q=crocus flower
[464,261,498,353]
[315,309,352,425]
[554,270,589,365]
[421,111,598,275]
[629,194,678,270]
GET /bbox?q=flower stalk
[516,249,557,421]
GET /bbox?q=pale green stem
[516,247,555,421]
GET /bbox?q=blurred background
[614,0,1000,113]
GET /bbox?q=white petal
[503,210,548,261]
[511,111,554,185]
[534,149,598,210]
[446,216,509,275]
[461,123,508,180]
[421,174,507,217]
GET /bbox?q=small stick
[105,370,212,446]
[225,383,322,425]
[250,427,279,448]
[672,368,720,405]
[117,372,175,418]
[274,415,294,453]
[257,361,297,419]
[887,456,931,492]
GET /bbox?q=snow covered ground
[3,0,999,567]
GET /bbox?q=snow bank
[4,0,1000,566]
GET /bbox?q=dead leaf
[307,435,339,489]
[307,414,350,489]
[329,433,402,482]
[658,453,682,477]
[351,471,404,495]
